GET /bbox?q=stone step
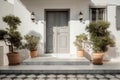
[22,57,90,65]
[1,66,120,74]
[1,59,120,74]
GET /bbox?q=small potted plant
[2,14,22,65]
[74,33,87,57]
[24,34,40,58]
[86,20,115,65]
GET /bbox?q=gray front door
[46,10,69,53]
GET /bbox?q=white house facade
[0,0,120,65]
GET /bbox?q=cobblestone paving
[0,74,120,80]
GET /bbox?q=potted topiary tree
[2,14,22,65]
[86,20,115,65]
[74,33,87,57]
[24,34,40,58]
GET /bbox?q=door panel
[57,27,69,53]
[46,11,69,53]
[46,12,54,53]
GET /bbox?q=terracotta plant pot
[30,50,38,58]
[7,52,20,65]
[92,53,104,65]
[77,50,84,57]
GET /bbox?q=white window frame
[89,6,107,22]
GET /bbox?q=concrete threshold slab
[22,56,90,65]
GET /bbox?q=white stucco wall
[0,0,43,66]
[13,0,44,55]
[0,0,13,66]
[91,0,107,6]
[0,0,14,29]
[20,0,120,61]
[106,5,120,61]
[7,0,14,4]
[0,0,120,62]
[91,0,120,61]
[0,41,9,66]
[21,0,91,55]
[13,0,41,36]
[90,0,120,61]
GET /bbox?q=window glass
[98,8,104,20]
[90,8,106,22]
[92,8,97,21]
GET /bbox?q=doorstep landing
[22,56,90,65]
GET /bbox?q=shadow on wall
[84,47,120,61]
[20,0,92,21]
[105,46,120,60]
[83,33,119,61]
[18,49,29,62]
[104,34,119,60]
[19,30,44,62]
[27,30,44,56]
[27,30,42,38]
[84,51,91,60]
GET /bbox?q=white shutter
[116,6,120,30]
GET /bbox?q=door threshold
[44,53,77,59]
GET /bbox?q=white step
[22,56,90,65]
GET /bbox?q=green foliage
[2,14,22,53]
[0,30,7,40]
[86,20,115,53]
[74,33,87,50]
[24,34,40,51]
[9,31,22,48]
[3,15,21,30]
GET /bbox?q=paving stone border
[0,73,120,80]
[1,69,120,74]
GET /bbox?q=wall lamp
[79,12,83,22]
[31,12,36,22]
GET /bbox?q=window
[90,8,106,22]
[116,6,120,30]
